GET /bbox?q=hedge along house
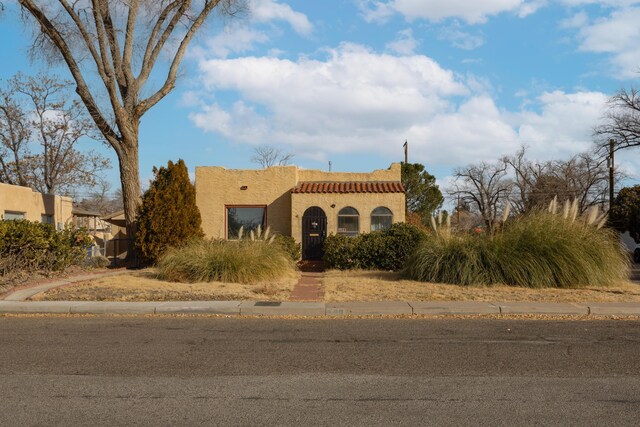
[196,163,406,260]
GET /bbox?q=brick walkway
[289,272,324,301]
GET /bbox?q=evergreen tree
[135,159,203,265]
[609,185,640,242]
[401,162,444,225]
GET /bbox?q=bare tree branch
[452,160,512,233]
[17,0,244,254]
[595,87,640,154]
[250,145,294,168]
[1,72,110,195]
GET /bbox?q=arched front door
[302,206,327,260]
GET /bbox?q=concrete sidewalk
[3,270,640,317]
[2,300,640,316]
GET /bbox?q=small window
[4,211,25,221]
[371,207,393,231]
[227,206,266,239]
[337,207,359,237]
[41,214,54,224]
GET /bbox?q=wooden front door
[302,207,327,260]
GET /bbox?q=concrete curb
[2,300,640,316]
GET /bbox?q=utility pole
[609,139,615,211]
[403,140,408,164]
[328,161,332,172]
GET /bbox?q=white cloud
[559,0,640,6]
[359,0,399,23]
[386,29,419,55]
[573,7,640,78]
[559,11,589,29]
[361,0,542,24]
[438,22,485,50]
[193,0,312,59]
[510,90,608,159]
[517,0,547,17]
[202,25,269,58]
[249,0,313,35]
[190,44,608,168]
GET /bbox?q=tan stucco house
[0,182,73,228]
[196,163,405,260]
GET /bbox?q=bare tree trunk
[116,138,141,264]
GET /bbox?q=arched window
[371,207,393,231]
[337,207,359,237]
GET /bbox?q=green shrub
[323,223,427,271]
[135,159,204,265]
[156,239,296,283]
[404,212,629,288]
[273,235,301,261]
[323,234,360,270]
[0,220,91,275]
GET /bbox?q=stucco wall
[196,166,297,239]
[195,163,405,242]
[298,163,401,183]
[0,182,73,227]
[291,192,406,243]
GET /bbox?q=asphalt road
[1,317,640,426]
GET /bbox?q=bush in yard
[323,223,427,271]
[135,159,204,265]
[156,239,296,284]
[0,220,91,275]
[273,235,301,261]
[323,233,360,270]
[404,210,629,288]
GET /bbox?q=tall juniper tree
[135,159,203,265]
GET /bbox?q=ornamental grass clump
[405,202,629,288]
[156,238,296,284]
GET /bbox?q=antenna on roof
[403,140,408,164]
[328,161,332,172]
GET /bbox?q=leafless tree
[76,181,124,216]
[0,84,32,187]
[452,160,513,234]
[551,152,611,213]
[504,147,615,214]
[503,146,542,214]
[17,0,245,238]
[595,87,640,153]
[250,145,294,168]
[0,72,110,194]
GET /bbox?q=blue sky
[2,0,640,198]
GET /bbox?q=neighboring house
[196,163,406,260]
[101,210,128,264]
[0,182,73,228]
[72,208,111,234]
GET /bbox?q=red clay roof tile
[291,181,405,194]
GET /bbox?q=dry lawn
[29,268,640,303]
[31,269,298,302]
[322,270,640,303]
